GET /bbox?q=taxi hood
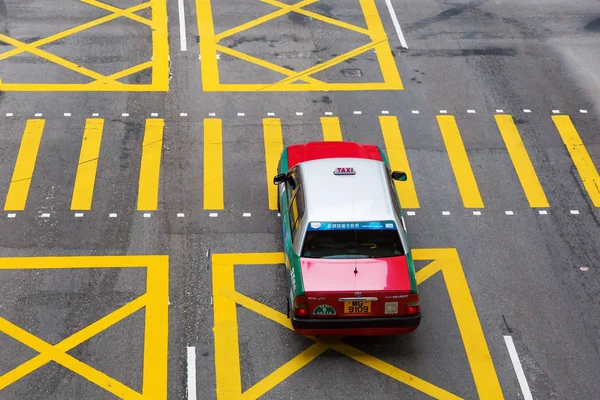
[300,256,411,292]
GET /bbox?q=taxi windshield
[301,222,405,259]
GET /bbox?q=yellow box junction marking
[212,250,503,399]
[494,115,549,208]
[552,115,600,207]
[196,0,403,91]
[263,118,284,210]
[0,0,169,91]
[204,118,224,210]
[0,255,169,398]
[4,119,45,211]
[380,116,419,208]
[138,119,165,210]
[320,117,343,141]
[437,115,484,208]
[71,119,104,210]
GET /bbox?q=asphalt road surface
[0,0,599,398]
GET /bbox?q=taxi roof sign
[334,167,356,175]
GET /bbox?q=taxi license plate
[344,300,371,314]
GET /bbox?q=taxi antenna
[354,266,358,274]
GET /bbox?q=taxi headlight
[385,302,398,314]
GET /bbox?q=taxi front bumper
[291,314,420,336]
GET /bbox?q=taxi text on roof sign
[334,167,356,175]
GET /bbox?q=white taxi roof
[299,157,397,223]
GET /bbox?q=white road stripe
[177,213,185,218]
[467,109,476,114]
[143,213,151,218]
[7,213,16,218]
[384,0,408,49]
[579,109,588,114]
[6,113,13,117]
[325,112,333,116]
[439,110,447,114]
[353,111,362,115]
[178,0,187,51]
[442,211,450,216]
[523,109,531,113]
[552,109,560,114]
[180,113,188,117]
[151,113,159,117]
[570,210,580,215]
[209,212,218,217]
[35,113,42,117]
[92,113,100,117]
[296,112,304,116]
[40,213,50,218]
[64,113,72,117]
[209,112,216,117]
[505,211,514,215]
[267,112,275,116]
[74,213,84,218]
[411,110,419,114]
[109,213,117,218]
[473,211,482,216]
[503,336,533,400]
[187,346,197,400]
[243,212,251,217]
[237,112,245,117]
[496,109,504,113]
[538,210,548,215]
[406,211,416,216]
[122,113,129,117]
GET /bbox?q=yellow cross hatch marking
[212,250,504,399]
[204,118,225,210]
[0,255,169,399]
[320,117,343,141]
[264,118,284,210]
[71,118,104,210]
[197,0,403,91]
[138,119,165,210]
[0,0,168,91]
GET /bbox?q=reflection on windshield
[301,229,405,259]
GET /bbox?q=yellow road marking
[151,0,170,91]
[332,343,462,400]
[0,255,169,399]
[103,61,153,83]
[143,252,169,397]
[212,250,501,399]
[263,118,284,210]
[264,40,380,89]
[81,0,153,26]
[320,117,343,141]
[0,33,116,84]
[215,0,318,41]
[0,1,168,91]
[4,119,45,211]
[495,115,549,208]
[216,45,324,84]
[242,343,328,399]
[196,0,220,91]
[437,115,484,208]
[359,0,403,87]
[0,297,146,398]
[552,115,600,207]
[260,0,369,35]
[137,119,164,210]
[417,249,504,399]
[0,3,151,62]
[380,116,419,208]
[204,118,224,210]
[198,0,402,91]
[71,119,104,210]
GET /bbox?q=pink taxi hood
[300,257,411,292]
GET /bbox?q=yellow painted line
[441,249,504,399]
[552,115,600,207]
[142,252,169,398]
[203,82,404,92]
[0,296,147,398]
[436,115,484,208]
[213,255,243,398]
[264,41,379,89]
[196,0,220,91]
[0,33,115,84]
[215,0,318,41]
[137,118,164,210]
[71,119,104,210]
[415,258,443,285]
[217,45,324,84]
[242,343,327,399]
[320,117,342,141]
[104,61,153,82]
[332,343,462,399]
[204,118,224,210]
[0,3,151,62]
[4,119,45,211]
[495,115,549,208]
[380,116,419,208]
[359,0,403,88]
[263,118,284,210]
[150,0,170,91]
[260,0,369,35]
[81,0,152,26]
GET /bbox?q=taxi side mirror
[391,171,407,181]
[273,173,287,185]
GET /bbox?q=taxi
[273,141,420,336]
